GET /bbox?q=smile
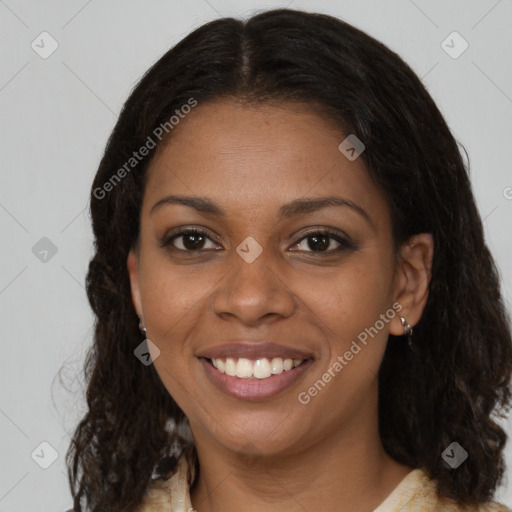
[199,356,314,401]
[210,356,305,379]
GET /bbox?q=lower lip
[199,358,314,401]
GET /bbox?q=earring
[138,317,147,336]
[399,316,413,347]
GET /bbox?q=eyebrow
[150,194,373,227]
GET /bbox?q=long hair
[66,9,512,511]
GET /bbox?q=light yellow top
[138,452,511,512]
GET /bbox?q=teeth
[210,357,305,379]
[270,357,283,374]
[225,358,237,377]
[235,358,253,378]
[253,358,271,379]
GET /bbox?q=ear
[127,247,143,319]
[389,233,434,336]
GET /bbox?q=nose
[212,244,296,326]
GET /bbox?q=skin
[127,99,434,512]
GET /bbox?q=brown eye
[163,229,219,252]
[290,230,354,254]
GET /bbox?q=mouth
[196,342,314,401]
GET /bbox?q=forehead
[143,99,388,224]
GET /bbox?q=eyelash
[160,227,355,256]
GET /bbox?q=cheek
[297,254,394,384]
[137,254,230,410]
[137,261,200,387]
[299,258,392,337]
[143,268,204,415]
[139,253,222,341]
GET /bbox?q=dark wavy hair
[65,8,512,511]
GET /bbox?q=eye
[162,228,220,252]
[290,230,354,254]
[161,227,355,255]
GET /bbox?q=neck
[189,393,413,512]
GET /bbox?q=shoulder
[136,448,196,512]
[375,468,511,512]
[63,451,196,512]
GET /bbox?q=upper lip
[196,341,313,360]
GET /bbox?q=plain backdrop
[1,0,511,510]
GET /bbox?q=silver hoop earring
[400,316,413,347]
[400,316,413,336]
[138,318,146,336]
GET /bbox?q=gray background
[1,0,511,510]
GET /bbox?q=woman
[66,8,512,512]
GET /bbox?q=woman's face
[128,99,411,457]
